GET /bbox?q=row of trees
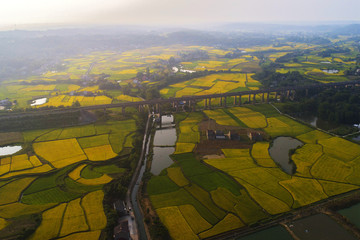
[281,88,360,125]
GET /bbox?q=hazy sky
[2,0,360,26]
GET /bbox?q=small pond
[30,98,47,106]
[153,128,177,146]
[151,114,177,175]
[287,213,357,240]
[150,147,175,175]
[0,145,22,156]
[269,137,303,174]
[180,69,196,73]
[338,203,360,228]
[353,135,360,142]
[237,225,293,240]
[322,69,339,74]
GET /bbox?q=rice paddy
[1,42,360,239]
[148,104,360,239]
[161,73,262,99]
[0,115,136,239]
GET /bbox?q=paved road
[125,114,152,240]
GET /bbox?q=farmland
[0,111,138,239]
[160,73,262,99]
[1,38,360,240]
[147,104,360,239]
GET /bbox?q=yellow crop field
[235,189,268,224]
[157,206,198,240]
[311,154,353,182]
[211,188,238,213]
[29,203,67,240]
[185,184,225,219]
[177,113,201,144]
[58,125,96,140]
[175,87,202,97]
[23,85,56,91]
[57,230,101,240]
[291,144,322,177]
[266,116,312,137]
[42,95,112,107]
[0,157,10,165]
[0,202,56,219]
[169,82,191,88]
[205,157,256,173]
[236,178,290,215]
[178,126,200,143]
[29,155,42,167]
[167,167,189,187]
[199,214,244,239]
[0,218,7,230]
[10,154,33,171]
[0,164,53,179]
[178,204,212,234]
[160,88,169,95]
[347,157,360,184]
[0,164,10,175]
[197,60,225,69]
[0,177,35,205]
[229,107,267,129]
[265,117,290,136]
[297,130,331,144]
[318,137,360,162]
[190,75,218,87]
[33,138,87,168]
[233,168,293,207]
[251,142,277,167]
[84,144,117,161]
[292,144,323,164]
[293,161,313,178]
[222,149,250,158]
[174,143,195,154]
[199,81,240,94]
[69,164,86,180]
[66,84,81,92]
[78,175,113,185]
[59,198,89,237]
[78,86,99,92]
[82,96,113,106]
[319,180,358,196]
[204,109,239,126]
[81,191,107,230]
[116,94,143,102]
[279,177,328,207]
[69,164,112,184]
[78,134,110,148]
[276,116,312,136]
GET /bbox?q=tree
[168,57,176,66]
[136,71,144,80]
[72,100,80,107]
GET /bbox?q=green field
[148,105,360,239]
[0,114,138,239]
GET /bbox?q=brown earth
[195,139,252,155]
[0,132,23,146]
